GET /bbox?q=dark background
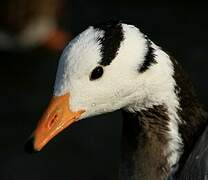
[1,1,208,180]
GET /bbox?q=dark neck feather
[120,105,171,180]
[119,57,208,180]
[171,57,208,176]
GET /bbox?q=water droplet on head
[91,103,96,107]
[103,108,107,112]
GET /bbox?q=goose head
[26,21,179,156]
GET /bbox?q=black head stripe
[139,36,157,73]
[93,20,124,66]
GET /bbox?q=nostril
[48,114,58,128]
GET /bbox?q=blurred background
[0,1,208,180]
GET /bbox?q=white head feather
[54,23,182,167]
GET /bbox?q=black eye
[90,66,104,80]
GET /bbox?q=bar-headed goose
[25,21,208,180]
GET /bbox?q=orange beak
[25,93,85,153]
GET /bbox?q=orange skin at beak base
[32,93,85,151]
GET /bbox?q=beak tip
[24,136,38,154]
